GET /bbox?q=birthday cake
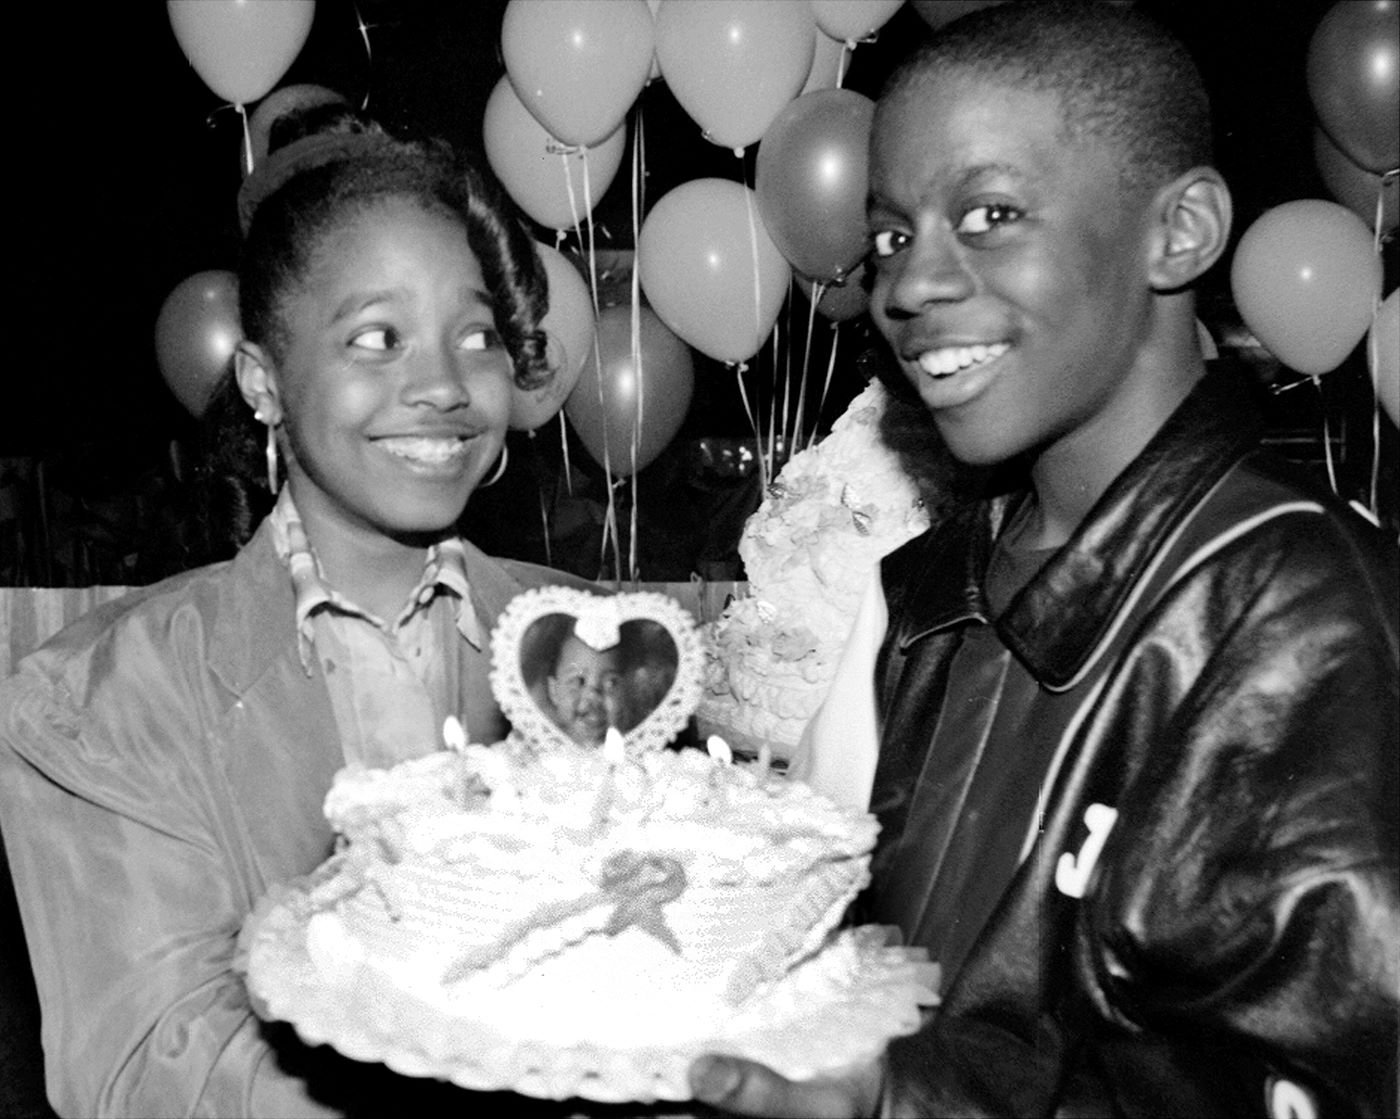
[240,587,938,1102]
[699,380,929,759]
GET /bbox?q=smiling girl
[0,111,591,1115]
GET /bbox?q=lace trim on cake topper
[489,586,704,756]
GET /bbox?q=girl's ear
[1147,167,1232,293]
[234,340,283,424]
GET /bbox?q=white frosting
[305,740,877,1044]
[700,380,928,755]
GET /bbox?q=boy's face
[868,71,1158,469]
[272,198,513,543]
[546,635,626,746]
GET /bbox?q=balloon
[638,179,792,364]
[483,77,627,232]
[1229,200,1384,376]
[247,83,347,174]
[910,1,1006,31]
[801,29,847,96]
[797,264,870,322]
[155,271,241,418]
[756,88,874,281]
[1306,0,1400,174]
[810,0,904,43]
[654,0,816,152]
[1312,125,1399,234]
[501,0,654,147]
[1371,289,1400,427]
[511,245,596,431]
[565,305,695,476]
[167,0,315,106]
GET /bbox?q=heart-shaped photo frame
[489,587,704,754]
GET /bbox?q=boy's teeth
[378,437,468,464]
[917,342,1009,378]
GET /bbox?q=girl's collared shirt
[268,487,480,768]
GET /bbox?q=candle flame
[442,716,467,753]
[706,735,733,765]
[603,726,627,764]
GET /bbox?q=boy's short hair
[884,0,1214,194]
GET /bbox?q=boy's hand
[688,1054,884,1118]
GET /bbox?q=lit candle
[706,734,733,765]
[589,726,629,835]
[442,716,467,753]
[603,726,627,765]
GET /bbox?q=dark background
[3,0,1393,584]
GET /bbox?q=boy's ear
[1147,167,1232,292]
[233,340,283,423]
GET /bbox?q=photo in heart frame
[489,587,705,754]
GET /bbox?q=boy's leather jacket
[867,369,1398,1118]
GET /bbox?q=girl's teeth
[378,437,468,464]
[917,342,1009,378]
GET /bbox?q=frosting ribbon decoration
[597,850,686,953]
[441,849,686,983]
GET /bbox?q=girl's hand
[688,1053,885,1118]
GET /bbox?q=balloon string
[814,306,841,438]
[781,281,796,455]
[768,321,781,475]
[560,143,621,581]
[582,149,624,584]
[352,2,373,109]
[636,101,649,218]
[531,432,554,568]
[792,283,820,454]
[237,104,254,177]
[558,147,589,293]
[815,322,842,450]
[1314,376,1339,497]
[838,42,851,88]
[558,410,573,498]
[539,488,553,567]
[1367,180,1383,517]
[1370,390,1380,516]
[628,107,646,585]
[731,362,767,491]
[738,158,772,482]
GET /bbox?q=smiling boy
[692,3,1398,1116]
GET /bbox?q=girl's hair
[238,107,550,389]
[193,107,552,557]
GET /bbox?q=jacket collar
[205,517,520,698]
[897,366,1263,687]
[207,516,300,698]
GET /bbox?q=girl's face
[269,198,512,544]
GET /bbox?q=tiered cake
[699,379,929,759]
[303,737,875,1040]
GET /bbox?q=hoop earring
[265,425,280,494]
[481,443,509,488]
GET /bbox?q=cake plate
[238,873,940,1105]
